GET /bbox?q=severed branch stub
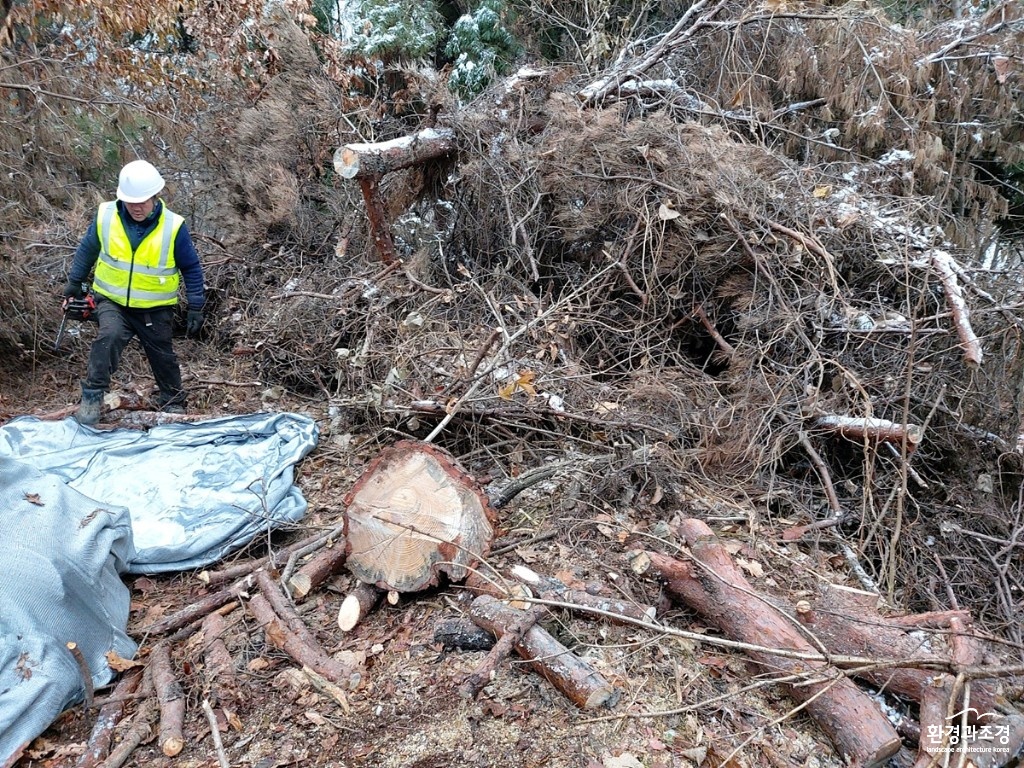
[343,440,496,595]
[337,581,386,632]
[814,414,923,453]
[287,539,348,601]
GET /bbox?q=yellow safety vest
[92,201,184,308]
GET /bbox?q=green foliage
[340,0,444,62]
[445,0,522,98]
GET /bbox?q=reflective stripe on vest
[93,201,183,308]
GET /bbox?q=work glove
[186,309,204,336]
[63,280,86,299]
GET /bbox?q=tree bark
[287,541,348,601]
[434,617,497,652]
[333,129,454,179]
[150,642,185,757]
[467,595,619,710]
[646,519,902,768]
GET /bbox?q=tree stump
[343,440,497,593]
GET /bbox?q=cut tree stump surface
[343,440,497,592]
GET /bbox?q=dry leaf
[593,401,620,415]
[105,651,143,672]
[23,492,43,506]
[264,620,289,648]
[837,210,860,228]
[649,484,663,505]
[304,710,328,726]
[737,558,764,578]
[657,202,681,221]
[782,525,809,541]
[515,546,541,563]
[629,550,651,574]
[516,370,537,396]
[993,55,1010,84]
[498,370,537,399]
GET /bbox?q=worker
[63,159,206,426]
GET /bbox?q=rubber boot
[76,386,103,426]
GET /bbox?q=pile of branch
[640,519,1024,768]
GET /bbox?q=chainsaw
[55,290,97,350]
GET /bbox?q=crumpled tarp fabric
[0,411,319,762]
[0,412,319,573]
[0,457,137,761]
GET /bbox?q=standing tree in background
[445,0,522,98]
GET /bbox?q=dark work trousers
[83,297,186,407]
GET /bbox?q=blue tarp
[0,412,319,573]
[0,412,319,761]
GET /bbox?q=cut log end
[287,572,312,600]
[160,737,184,757]
[343,441,496,593]
[337,582,385,632]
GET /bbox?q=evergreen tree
[444,0,522,98]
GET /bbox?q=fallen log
[467,594,619,710]
[510,565,658,625]
[333,129,454,180]
[74,668,142,768]
[248,592,354,688]
[200,612,240,710]
[814,414,923,453]
[645,519,902,768]
[337,581,385,632]
[795,586,1024,767]
[794,588,993,713]
[139,578,250,636]
[99,695,159,768]
[460,602,549,701]
[150,642,185,757]
[287,540,348,601]
[930,249,983,367]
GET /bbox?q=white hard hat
[116,160,165,203]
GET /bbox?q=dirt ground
[3,333,859,768]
